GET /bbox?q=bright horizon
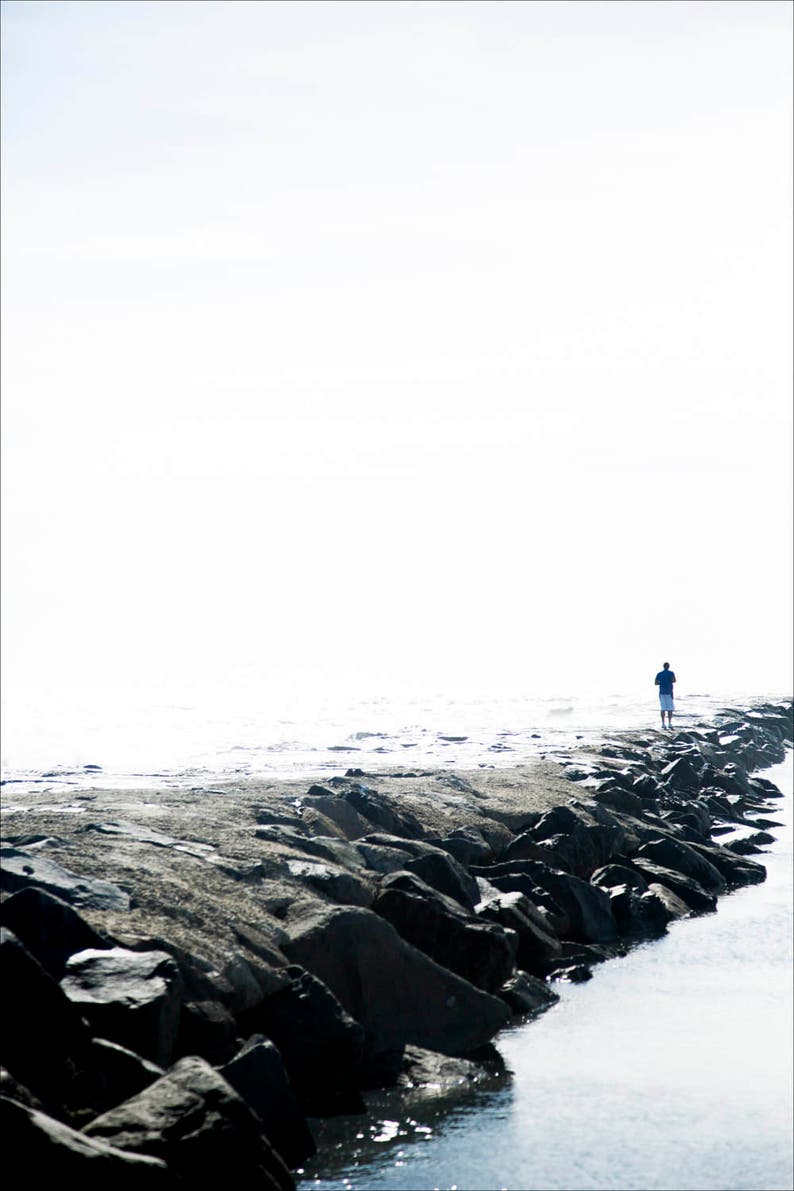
[2,0,792,729]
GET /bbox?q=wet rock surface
[0,698,790,1183]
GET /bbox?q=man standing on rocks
[655,662,676,728]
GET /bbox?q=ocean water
[298,755,794,1191]
[0,683,786,795]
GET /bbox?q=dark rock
[725,834,773,856]
[431,825,497,867]
[642,883,693,923]
[0,887,111,978]
[0,928,94,1117]
[357,834,479,909]
[555,965,592,983]
[683,839,767,887]
[284,858,375,907]
[591,864,649,893]
[83,1056,294,1189]
[61,947,184,1067]
[628,860,718,913]
[475,888,562,976]
[506,823,624,878]
[339,785,425,839]
[478,872,568,936]
[174,998,238,1065]
[373,871,516,993]
[280,904,510,1059]
[241,965,365,1116]
[499,970,560,1017]
[299,794,374,840]
[607,884,669,938]
[80,1039,165,1115]
[521,863,620,944]
[220,1035,316,1169]
[1,1096,174,1188]
[659,755,703,793]
[591,784,647,815]
[636,838,726,893]
[0,848,130,911]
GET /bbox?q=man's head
[662,662,670,669]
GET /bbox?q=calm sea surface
[297,756,793,1191]
[1,684,786,794]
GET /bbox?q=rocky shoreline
[1,699,791,1188]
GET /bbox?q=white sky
[1,0,792,702]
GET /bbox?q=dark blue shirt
[655,669,676,694]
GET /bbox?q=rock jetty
[1,700,791,1186]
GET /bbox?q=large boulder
[280,904,510,1058]
[337,784,426,839]
[1,1096,174,1188]
[240,965,365,1116]
[636,838,726,894]
[0,887,111,979]
[300,792,375,840]
[219,1035,316,1169]
[683,839,767,887]
[628,860,718,913]
[372,870,517,993]
[0,848,130,911]
[61,948,184,1068]
[498,970,560,1017]
[83,1056,293,1190]
[356,834,479,909]
[516,864,619,945]
[475,888,562,976]
[0,929,94,1117]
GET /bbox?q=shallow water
[298,756,793,1191]
[1,684,783,796]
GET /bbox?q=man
[655,662,676,728]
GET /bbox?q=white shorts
[659,694,674,711]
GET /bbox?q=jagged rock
[725,833,774,856]
[338,784,426,839]
[239,965,365,1116]
[356,834,479,909]
[591,864,649,893]
[506,823,624,878]
[642,882,694,922]
[80,1039,165,1116]
[83,1056,294,1190]
[0,928,94,1117]
[373,870,516,993]
[636,838,726,893]
[591,783,647,815]
[1,1096,174,1188]
[477,871,568,936]
[0,848,130,911]
[516,863,620,945]
[175,998,238,1065]
[394,1044,501,1105]
[430,825,498,866]
[220,1035,316,1168]
[284,858,375,907]
[659,754,703,793]
[499,970,560,1017]
[0,887,111,978]
[300,793,375,839]
[475,888,562,976]
[628,860,717,913]
[607,884,670,938]
[279,904,509,1058]
[679,839,767,888]
[61,948,184,1068]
